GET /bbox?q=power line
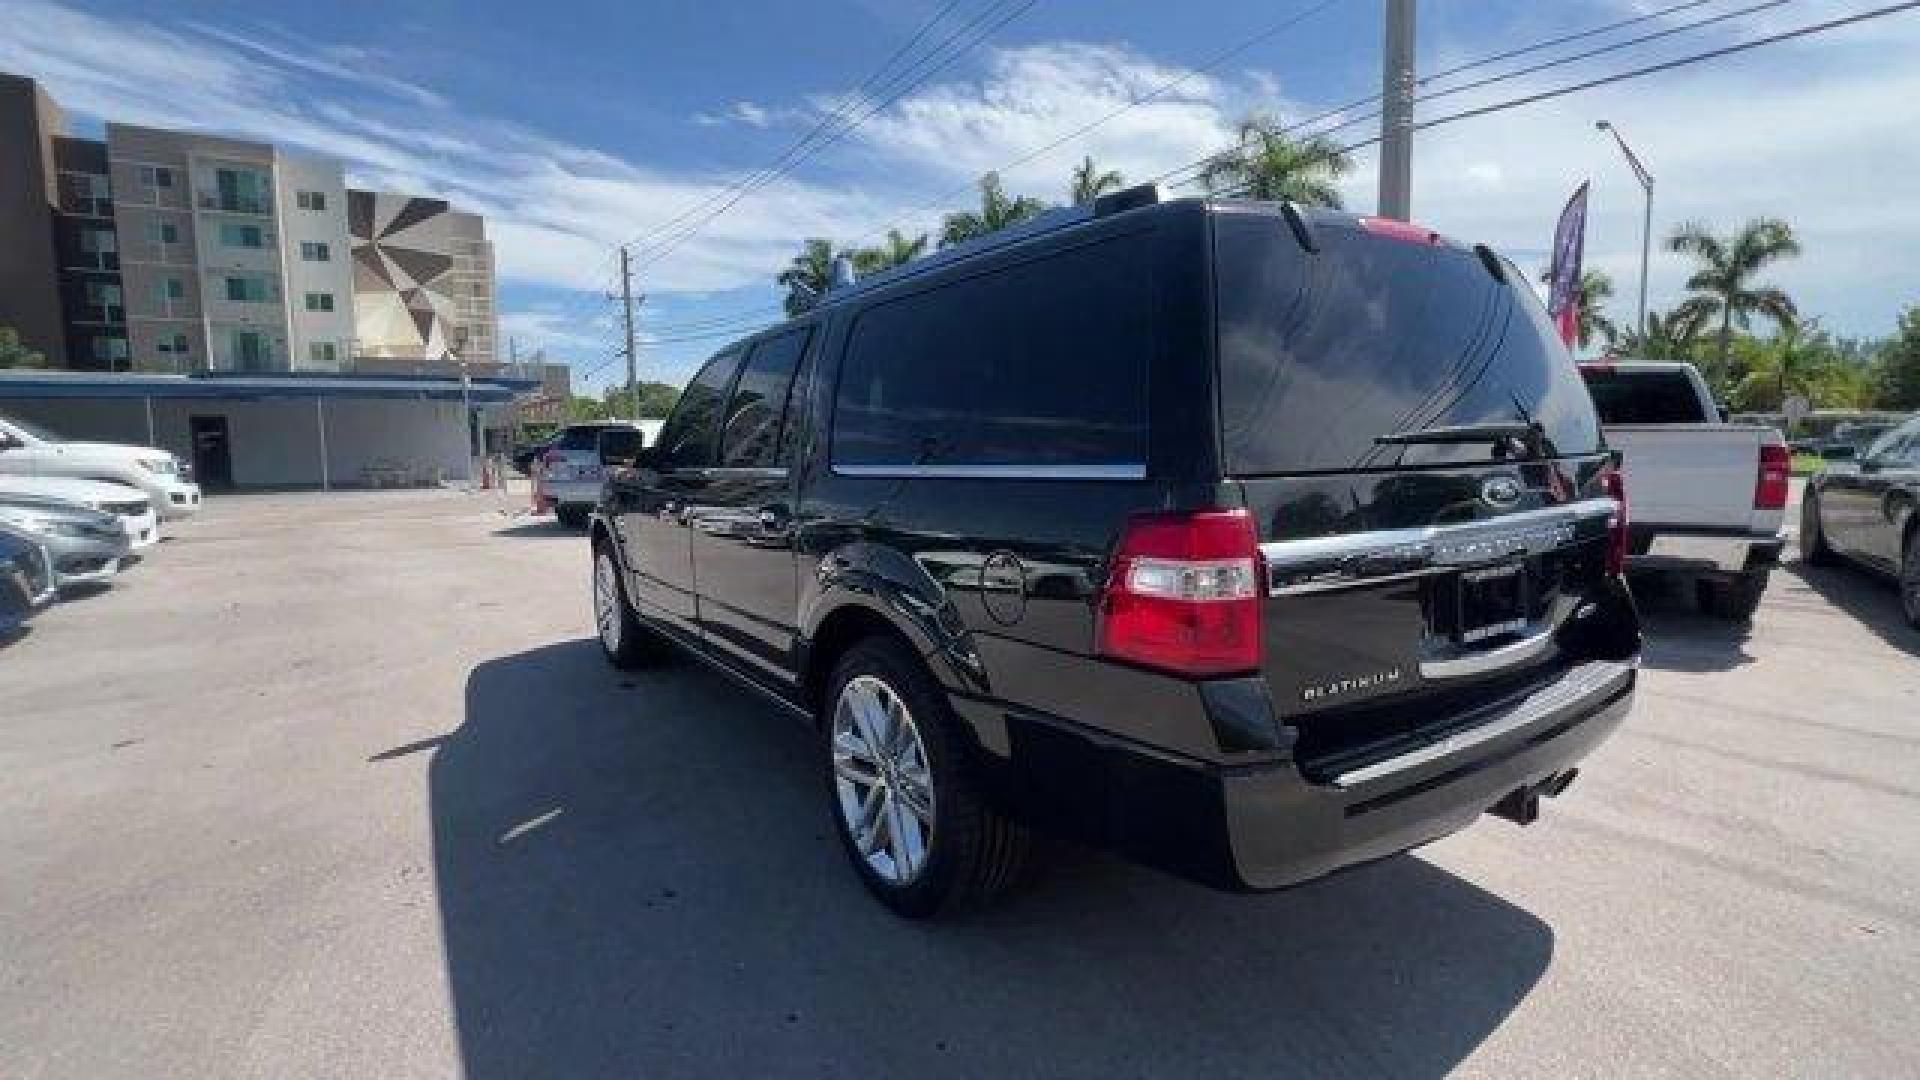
[1151,0,1764,190]
[1279,0,1804,149]
[630,1,1038,271]
[613,1,967,261]
[637,1,1347,339]
[1345,0,1919,154]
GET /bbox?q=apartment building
[0,73,496,375]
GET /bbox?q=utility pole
[618,244,643,425]
[1596,120,1654,339]
[1378,0,1417,221]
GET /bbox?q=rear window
[1581,369,1710,425]
[831,233,1151,472]
[557,425,617,451]
[1213,209,1602,473]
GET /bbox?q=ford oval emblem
[1481,476,1523,508]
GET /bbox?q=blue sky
[4,0,1917,390]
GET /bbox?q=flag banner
[1547,181,1590,348]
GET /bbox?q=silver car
[0,496,134,588]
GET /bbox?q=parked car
[588,191,1642,918]
[1800,412,1920,628]
[536,422,645,529]
[0,475,159,550]
[1823,421,1895,458]
[0,412,201,520]
[0,527,56,636]
[1578,361,1789,619]
[0,496,134,588]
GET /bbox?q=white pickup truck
[0,413,202,521]
[1579,361,1789,620]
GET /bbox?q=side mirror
[598,428,647,468]
[1820,444,1857,461]
[1716,405,1731,423]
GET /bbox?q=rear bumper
[1628,527,1783,576]
[541,479,601,506]
[974,658,1635,892]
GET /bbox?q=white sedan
[0,476,159,550]
[0,413,202,520]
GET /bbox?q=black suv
[590,190,1641,918]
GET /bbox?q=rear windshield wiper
[1374,421,1547,459]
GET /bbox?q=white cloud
[3,0,1915,371]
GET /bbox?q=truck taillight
[1755,443,1790,509]
[1601,465,1630,577]
[1096,509,1262,677]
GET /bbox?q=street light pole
[1596,120,1654,339]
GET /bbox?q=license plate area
[1452,561,1529,644]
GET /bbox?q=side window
[831,234,1152,471]
[656,348,745,470]
[719,328,811,468]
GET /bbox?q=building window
[224,276,273,303]
[300,241,330,262]
[80,227,117,254]
[296,190,327,212]
[156,333,191,355]
[92,336,130,364]
[310,341,338,366]
[158,277,186,305]
[85,280,123,307]
[304,292,335,312]
[138,165,174,189]
[219,222,267,249]
[148,219,181,246]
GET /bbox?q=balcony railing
[196,192,274,215]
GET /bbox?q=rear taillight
[1601,465,1630,577]
[1755,443,1791,509]
[1096,508,1262,677]
[1358,216,1442,245]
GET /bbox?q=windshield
[1212,209,1601,474]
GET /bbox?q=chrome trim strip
[1333,661,1632,788]
[1262,498,1616,593]
[831,463,1146,480]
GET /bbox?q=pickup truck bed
[1581,363,1788,619]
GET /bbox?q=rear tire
[1696,568,1770,621]
[1799,492,1834,566]
[556,504,589,530]
[823,636,1031,919]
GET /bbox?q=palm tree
[1197,114,1353,207]
[851,229,928,275]
[1538,268,1618,350]
[1611,299,1714,362]
[1069,155,1125,205]
[777,237,845,317]
[938,172,1051,249]
[1666,217,1801,372]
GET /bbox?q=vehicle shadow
[429,640,1552,1079]
[1630,574,1757,673]
[1785,558,1919,658]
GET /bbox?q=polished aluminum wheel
[832,675,935,884]
[594,552,622,653]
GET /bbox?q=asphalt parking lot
[4,487,1918,1079]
